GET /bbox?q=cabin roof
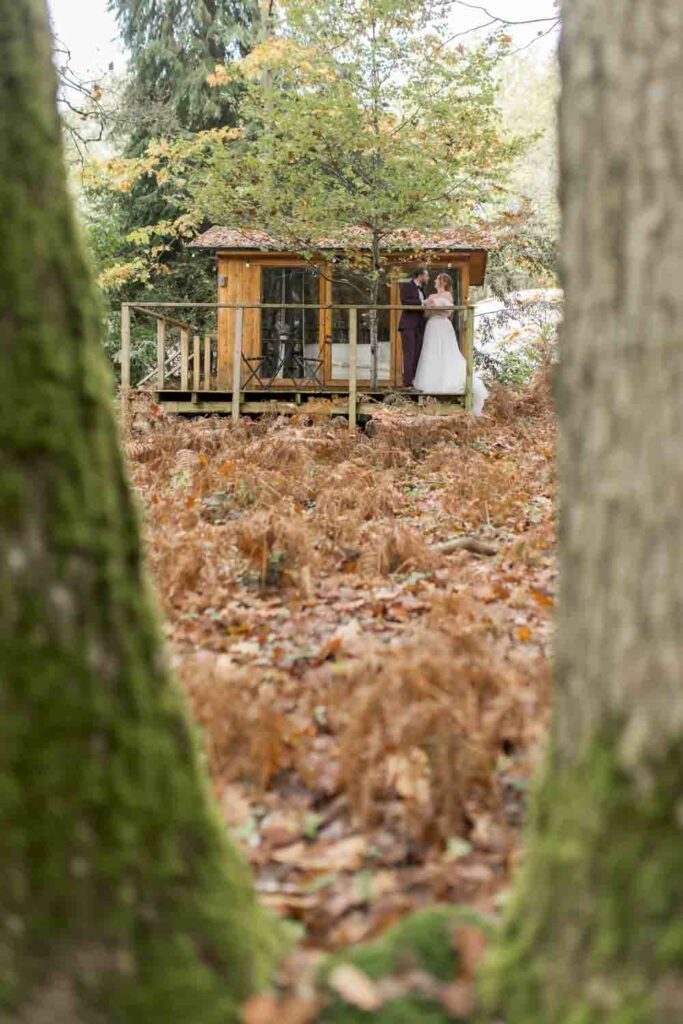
[191,225,494,254]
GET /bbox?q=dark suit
[399,280,426,387]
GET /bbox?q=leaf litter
[126,384,555,1017]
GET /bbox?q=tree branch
[444,0,560,28]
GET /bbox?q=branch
[505,21,561,56]
[53,35,120,160]
[444,0,560,28]
[436,536,499,556]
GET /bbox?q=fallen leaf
[315,636,343,664]
[386,751,431,806]
[271,841,308,866]
[261,811,302,848]
[441,980,474,1018]
[221,785,253,829]
[385,604,411,623]
[242,993,279,1024]
[301,836,368,872]
[328,964,382,1012]
[243,994,319,1024]
[530,587,554,607]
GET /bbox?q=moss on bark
[0,1,279,1019]
[479,736,683,1023]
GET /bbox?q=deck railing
[120,301,476,429]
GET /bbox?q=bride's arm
[425,294,454,318]
[424,294,439,318]
[441,293,455,316]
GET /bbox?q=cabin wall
[217,256,261,388]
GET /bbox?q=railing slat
[464,305,475,413]
[193,335,200,391]
[348,307,358,435]
[180,329,190,391]
[204,335,211,389]
[157,319,166,389]
[232,309,243,423]
[120,301,132,417]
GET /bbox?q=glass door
[330,270,391,382]
[260,265,320,380]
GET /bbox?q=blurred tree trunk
[481,1,683,1021]
[0,2,277,1020]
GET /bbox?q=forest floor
[126,384,555,1018]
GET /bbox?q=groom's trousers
[400,326,424,387]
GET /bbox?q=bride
[413,273,488,416]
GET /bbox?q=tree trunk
[481,2,683,1021]
[0,2,277,1020]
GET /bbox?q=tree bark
[481,2,683,1021]
[0,2,277,1020]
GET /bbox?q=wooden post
[232,307,243,424]
[120,304,131,421]
[180,329,189,391]
[348,306,358,434]
[464,304,475,413]
[156,318,166,389]
[193,335,200,391]
[204,335,211,390]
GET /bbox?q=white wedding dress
[413,294,488,416]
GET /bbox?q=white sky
[48,0,558,78]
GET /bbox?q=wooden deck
[152,386,467,418]
[122,301,475,431]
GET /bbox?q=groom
[399,268,429,387]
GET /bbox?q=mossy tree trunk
[481,2,683,1022]
[0,2,276,1020]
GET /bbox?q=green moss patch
[319,906,494,1023]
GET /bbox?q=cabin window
[261,265,320,378]
[330,269,391,381]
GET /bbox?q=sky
[47,0,559,78]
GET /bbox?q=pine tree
[90,2,261,355]
[110,0,258,152]
[0,1,277,1019]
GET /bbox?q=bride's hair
[436,273,453,291]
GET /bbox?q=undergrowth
[125,389,555,955]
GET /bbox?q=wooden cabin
[190,226,490,390]
[121,226,492,422]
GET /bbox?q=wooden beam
[232,307,243,423]
[193,335,201,391]
[204,335,211,389]
[180,329,190,390]
[120,304,131,395]
[348,307,358,434]
[156,319,166,388]
[120,304,132,426]
[464,305,475,413]
[128,305,195,333]
[159,399,463,417]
